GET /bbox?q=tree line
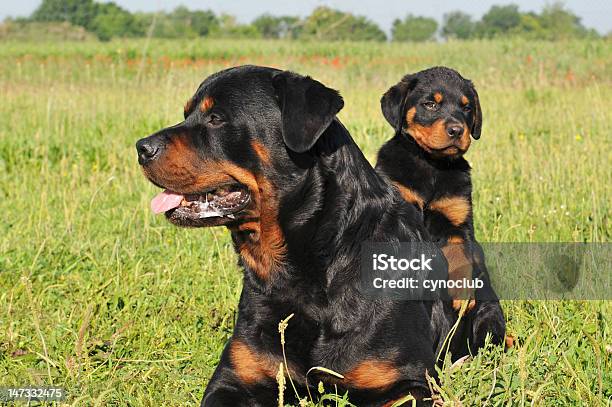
[13,0,601,41]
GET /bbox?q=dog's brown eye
[423,101,438,111]
[463,105,471,112]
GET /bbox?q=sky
[1,0,610,34]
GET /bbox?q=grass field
[0,38,610,405]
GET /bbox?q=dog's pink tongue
[151,190,184,214]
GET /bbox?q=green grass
[0,38,610,405]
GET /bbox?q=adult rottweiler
[376,66,506,350]
[137,65,457,406]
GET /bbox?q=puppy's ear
[469,81,482,140]
[380,74,417,132]
[272,71,344,153]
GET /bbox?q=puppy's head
[381,66,482,159]
[136,65,343,229]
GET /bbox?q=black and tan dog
[376,66,506,350]
[137,65,463,406]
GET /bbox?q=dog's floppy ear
[469,81,482,140]
[380,74,417,132]
[272,71,344,153]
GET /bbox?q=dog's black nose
[446,125,464,139]
[136,138,161,165]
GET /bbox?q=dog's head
[381,66,482,159]
[136,65,343,230]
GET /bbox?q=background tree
[90,2,141,41]
[31,0,98,29]
[513,12,546,38]
[211,13,260,38]
[134,7,218,39]
[477,4,522,38]
[441,11,475,39]
[301,7,386,42]
[31,0,140,40]
[252,14,301,39]
[537,2,592,40]
[191,10,218,36]
[391,15,438,42]
[171,7,218,37]
[21,1,601,42]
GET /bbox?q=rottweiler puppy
[376,66,506,350]
[137,65,456,406]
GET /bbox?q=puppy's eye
[463,105,472,112]
[423,101,438,111]
[207,114,224,127]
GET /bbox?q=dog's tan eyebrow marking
[434,92,443,103]
[200,96,214,112]
[251,140,271,166]
[461,95,469,105]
